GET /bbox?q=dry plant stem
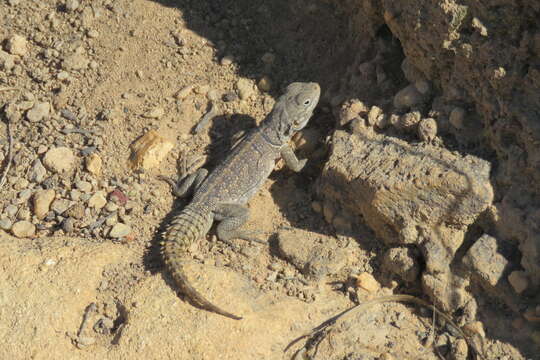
[0,120,13,191]
[286,294,486,360]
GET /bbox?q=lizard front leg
[214,204,266,244]
[280,144,307,172]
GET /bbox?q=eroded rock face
[317,130,493,310]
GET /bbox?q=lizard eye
[303,99,311,106]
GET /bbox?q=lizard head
[284,82,321,132]
[264,82,321,144]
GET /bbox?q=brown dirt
[0,0,538,359]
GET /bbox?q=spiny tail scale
[160,205,242,320]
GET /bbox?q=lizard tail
[161,206,243,320]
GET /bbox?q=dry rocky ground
[0,0,539,359]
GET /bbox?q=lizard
[160,82,321,320]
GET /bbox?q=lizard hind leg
[214,204,266,245]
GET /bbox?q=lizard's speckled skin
[161,82,321,320]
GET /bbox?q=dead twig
[0,119,13,191]
[285,294,486,360]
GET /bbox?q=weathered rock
[11,220,35,238]
[381,247,420,283]
[463,234,508,287]
[33,189,56,219]
[277,228,347,280]
[317,130,493,309]
[43,147,76,173]
[129,130,174,170]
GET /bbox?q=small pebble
[17,208,30,221]
[33,189,55,219]
[57,71,70,80]
[0,217,13,230]
[236,78,254,100]
[367,106,383,126]
[85,153,102,176]
[87,29,99,38]
[175,85,194,99]
[393,84,425,110]
[5,205,18,217]
[69,189,81,201]
[143,106,165,119]
[355,272,380,293]
[398,111,422,130]
[43,147,76,173]
[13,178,29,190]
[261,52,275,64]
[220,55,234,66]
[11,220,35,238]
[65,0,79,11]
[6,34,28,56]
[109,223,132,238]
[88,192,107,209]
[76,336,95,348]
[105,202,119,212]
[60,109,77,121]
[206,89,221,101]
[257,76,272,92]
[50,198,71,214]
[508,270,529,294]
[76,180,92,193]
[108,189,128,206]
[222,92,238,102]
[64,203,85,219]
[62,53,89,70]
[62,217,75,233]
[418,118,437,142]
[18,189,33,202]
[194,84,210,95]
[451,338,468,360]
[26,102,50,122]
[449,107,466,129]
[36,145,48,154]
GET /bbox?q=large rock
[317,130,493,309]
